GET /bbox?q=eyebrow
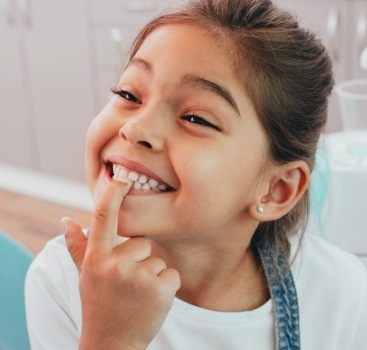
[127,57,240,116]
[180,74,240,116]
[127,57,153,72]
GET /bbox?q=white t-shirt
[25,234,367,350]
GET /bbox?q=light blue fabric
[310,142,332,237]
[254,235,300,350]
[0,232,34,350]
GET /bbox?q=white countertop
[0,163,93,212]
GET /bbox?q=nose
[119,109,166,152]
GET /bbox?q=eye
[181,114,220,131]
[111,87,141,104]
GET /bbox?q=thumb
[62,217,87,273]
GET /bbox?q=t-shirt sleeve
[25,235,81,350]
[295,236,367,349]
[349,263,367,350]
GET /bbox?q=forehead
[124,24,259,122]
[131,23,239,84]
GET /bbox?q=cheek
[176,145,264,211]
[86,115,109,153]
[85,121,102,180]
[86,109,121,159]
[86,100,122,147]
[85,112,117,188]
[171,153,239,215]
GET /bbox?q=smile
[110,163,173,192]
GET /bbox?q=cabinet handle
[357,13,367,59]
[122,0,157,12]
[327,9,340,62]
[18,0,32,27]
[1,0,16,25]
[110,27,128,67]
[111,27,124,57]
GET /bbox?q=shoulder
[25,235,82,347]
[27,234,77,278]
[26,234,80,303]
[293,234,366,297]
[294,234,366,286]
[292,234,367,349]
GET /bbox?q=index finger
[88,180,131,253]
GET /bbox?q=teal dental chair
[0,232,34,350]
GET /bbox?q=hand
[63,180,181,350]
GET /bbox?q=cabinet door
[351,1,367,79]
[0,1,35,168]
[90,23,138,112]
[25,0,94,181]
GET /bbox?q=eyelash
[111,87,220,131]
[181,114,220,131]
[111,87,141,104]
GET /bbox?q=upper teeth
[112,164,168,191]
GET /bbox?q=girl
[25,0,367,349]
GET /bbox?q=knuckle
[93,206,110,221]
[154,280,176,306]
[83,256,120,282]
[134,264,151,282]
[139,239,152,254]
[116,259,133,279]
[156,258,167,270]
[163,268,181,290]
[125,237,151,253]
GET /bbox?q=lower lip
[128,188,163,196]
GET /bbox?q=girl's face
[86,24,271,242]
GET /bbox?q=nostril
[138,140,152,149]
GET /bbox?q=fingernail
[60,217,70,232]
[115,176,133,186]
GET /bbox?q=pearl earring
[257,206,264,213]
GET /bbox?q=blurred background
[0,0,366,266]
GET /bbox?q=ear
[249,161,310,222]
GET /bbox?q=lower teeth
[113,174,166,191]
[111,164,169,191]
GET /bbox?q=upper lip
[106,156,175,189]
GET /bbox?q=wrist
[78,333,146,350]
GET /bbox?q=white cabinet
[0,0,94,181]
[0,0,35,168]
[27,0,94,181]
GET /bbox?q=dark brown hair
[128,0,334,260]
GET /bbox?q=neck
[150,233,270,312]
